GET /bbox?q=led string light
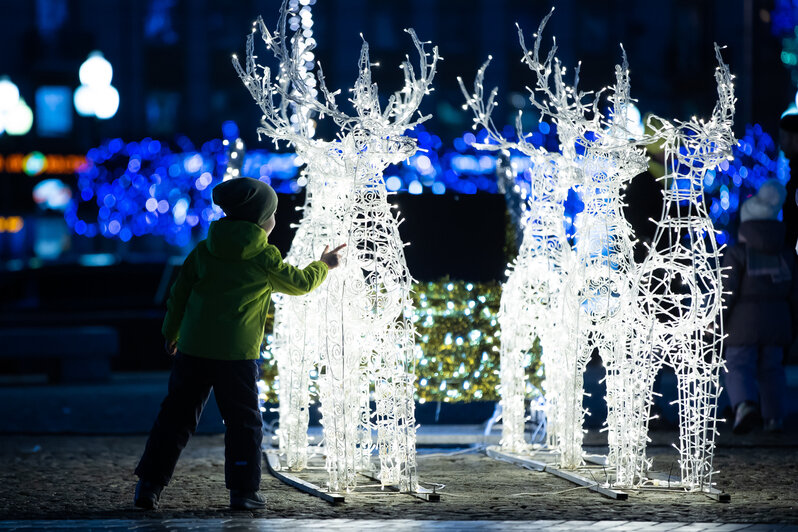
[260,280,517,405]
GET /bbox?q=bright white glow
[73,85,95,117]
[0,76,20,112]
[4,98,33,136]
[79,51,113,87]
[235,0,439,493]
[74,52,118,119]
[92,85,120,119]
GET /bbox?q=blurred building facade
[0,0,787,153]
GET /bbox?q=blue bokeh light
[66,120,785,249]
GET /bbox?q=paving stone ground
[0,434,796,525]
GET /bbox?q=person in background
[723,179,798,434]
[133,177,345,510]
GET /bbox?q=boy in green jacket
[134,177,344,511]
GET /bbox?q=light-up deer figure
[631,45,735,491]
[513,12,621,469]
[574,53,655,488]
[233,1,439,492]
[500,155,573,453]
[459,11,591,461]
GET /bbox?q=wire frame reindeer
[462,11,735,487]
[580,51,653,488]
[233,1,440,492]
[458,10,588,461]
[506,11,619,469]
[631,46,736,490]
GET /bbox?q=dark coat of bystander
[722,219,798,348]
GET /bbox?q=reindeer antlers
[233,0,439,148]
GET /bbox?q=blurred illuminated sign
[36,86,73,137]
[0,153,87,175]
[0,216,24,233]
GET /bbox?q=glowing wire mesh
[233,2,439,492]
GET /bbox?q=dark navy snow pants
[725,344,786,420]
[135,352,263,491]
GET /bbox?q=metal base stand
[486,446,628,500]
[486,446,730,503]
[264,449,441,504]
[582,454,730,502]
[264,450,345,504]
[358,470,441,502]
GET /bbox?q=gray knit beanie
[740,179,787,223]
[212,177,278,226]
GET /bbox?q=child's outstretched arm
[161,249,199,352]
[266,244,346,296]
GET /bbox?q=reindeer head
[644,44,736,176]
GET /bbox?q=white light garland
[234,0,439,492]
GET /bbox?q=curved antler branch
[382,28,441,129]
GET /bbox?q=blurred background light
[4,98,33,136]
[73,51,119,120]
[73,85,94,117]
[0,76,20,112]
[35,86,72,137]
[92,85,120,120]
[23,151,47,176]
[33,178,72,211]
[78,51,113,87]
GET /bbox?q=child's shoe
[732,401,759,434]
[230,490,267,510]
[134,479,163,510]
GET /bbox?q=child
[134,177,344,510]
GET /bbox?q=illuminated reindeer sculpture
[510,13,617,468]
[577,53,652,488]
[458,11,590,462]
[233,2,439,491]
[463,12,735,486]
[629,46,736,490]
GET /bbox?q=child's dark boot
[230,490,267,510]
[134,479,164,510]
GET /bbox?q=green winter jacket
[162,218,328,360]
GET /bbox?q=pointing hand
[320,244,347,270]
